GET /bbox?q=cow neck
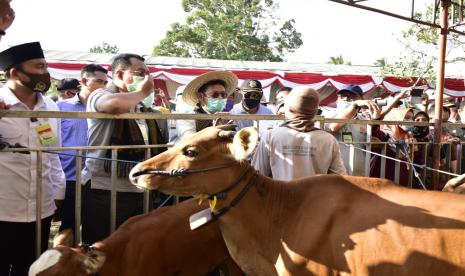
[208,166,258,219]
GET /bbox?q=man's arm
[95,75,154,114]
[328,100,380,133]
[251,130,272,177]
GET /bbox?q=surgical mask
[18,70,51,93]
[243,98,261,110]
[400,120,414,132]
[336,101,351,112]
[142,93,154,107]
[127,76,145,92]
[206,98,227,113]
[224,99,234,112]
[412,126,429,139]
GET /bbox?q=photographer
[327,84,407,176]
[326,84,381,176]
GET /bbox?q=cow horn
[216,124,237,131]
[219,130,236,139]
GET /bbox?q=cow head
[129,126,259,196]
[29,246,106,276]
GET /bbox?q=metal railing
[1,110,463,258]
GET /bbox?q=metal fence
[0,110,463,257]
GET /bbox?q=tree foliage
[153,0,303,62]
[382,5,465,84]
[327,55,351,65]
[89,42,120,54]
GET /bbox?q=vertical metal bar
[75,150,82,246]
[35,151,43,258]
[364,124,372,177]
[143,148,151,214]
[349,144,355,176]
[408,142,414,188]
[422,143,428,185]
[411,0,415,19]
[380,144,386,178]
[394,144,401,184]
[253,119,260,133]
[457,143,463,174]
[432,0,450,190]
[445,143,452,181]
[110,149,117,233]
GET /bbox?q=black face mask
[412,126,429,139]
[18,69,51,93]
[243,98,261,110]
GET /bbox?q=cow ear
[82,249,106,274]
[231,127,259,160]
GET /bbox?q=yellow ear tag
[209,196,218,212]
[198,194,207,205]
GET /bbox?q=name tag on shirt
[35,123,56,145]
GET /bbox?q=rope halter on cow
[132,161,258,229]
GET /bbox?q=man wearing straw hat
[0,42,65,275]
[176,70,238,140]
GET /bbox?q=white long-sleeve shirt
[0,86,65,222]
[252,126,347,180]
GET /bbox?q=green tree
[153,0,303,62]
[374,58,387,67]
[328,55,351,65]
[382,5,465,84]
[89,42,120,54]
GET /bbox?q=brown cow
[130,126,465,276]
[29,199,243,276]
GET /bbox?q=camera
[374,98,388,107]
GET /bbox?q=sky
[3,0,434,66]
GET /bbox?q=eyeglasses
[205,91,227,99]
[128,70,150,77]
[243,92,262,99]
[89,78,108,85]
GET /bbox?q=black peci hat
[241,79,263,93]
[0,42,45,71]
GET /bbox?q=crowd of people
[0,1,463,274]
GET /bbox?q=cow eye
[184,149,198,158]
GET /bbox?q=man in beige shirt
[252,86,346,180]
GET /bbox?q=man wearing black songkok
[0,42,65,275]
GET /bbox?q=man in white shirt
[229,79,274,135]
[0,42,65,275]
[252,86,346,180]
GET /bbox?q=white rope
[340,142,460,178]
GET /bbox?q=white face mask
[336,101,352,112]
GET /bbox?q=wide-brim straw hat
[182,71,238,106]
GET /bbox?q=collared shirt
[229,103,275,135]
[0,86,66,222]
[83,84,168,192]
[57,94,87,181]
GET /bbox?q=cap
[0,42,45,71]
[337,84,363,97]
[240,79,263,93]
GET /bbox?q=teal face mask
[207,98,227,113]
[127,76,145,92]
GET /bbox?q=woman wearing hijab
[370,108,415,186]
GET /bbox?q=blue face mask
[207,98,227,113]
